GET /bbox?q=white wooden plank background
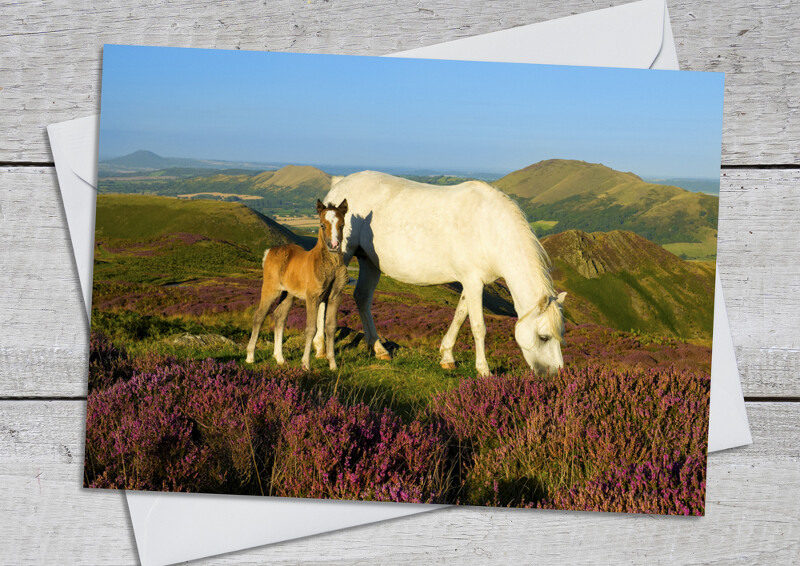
[1,0,798,564]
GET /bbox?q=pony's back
[325,171,547,286]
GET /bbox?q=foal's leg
[313,302,327,359]
[324,268,348,371]
[463,280,490,377]
[246,285,281,364]
[301,297,321,370]
[272,294,293,365]
[439,291,469,370]
[353,257,391,360]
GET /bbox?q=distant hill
[494,159,719,246]
[101,150,205,171]
[541,229,715,342]
[97,164,333,216]
[397,174,478,186]
[99,150,280,176]
[94,194,298,255]
[643,177,720,195]
[250,165,331,200]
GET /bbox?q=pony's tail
[262,248,271,267]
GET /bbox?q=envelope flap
[392,0,666,69]
[48,115,99,186]
[47,116,99,319]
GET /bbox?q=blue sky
[99,45,725,179]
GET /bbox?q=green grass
[93,238,260,284]
[530,220,559,234]
[662,228,718,260]
[561,269,640,332]
[92,307,479,420]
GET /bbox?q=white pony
[315,171,566,377]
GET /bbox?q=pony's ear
[538,294,549,311]
[331,175,343,186]
[556,291,567,305]
[338,199,348,214]
[316,199,325,214]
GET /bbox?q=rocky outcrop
[543,230,677,279]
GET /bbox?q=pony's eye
[539,335,550,343]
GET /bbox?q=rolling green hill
[92,193,713,344]
[95,194,298,255]
[542,229,715,342]
[494,159,719,246]
[98,164,332,216]
[93,194,302,288]
[250,164,331,199]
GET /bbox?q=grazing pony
[245,199,349,371]
[316,171,566,377]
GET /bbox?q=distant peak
[129,149,162,158]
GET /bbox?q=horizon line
[99,149,723,182]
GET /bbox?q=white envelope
[48,1,751,564]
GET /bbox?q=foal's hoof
[440,361,456,370]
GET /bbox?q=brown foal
[245,199,349,370]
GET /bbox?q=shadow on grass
[334,327,402,357]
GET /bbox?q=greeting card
[86,45,723,515]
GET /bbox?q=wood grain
[1,400,797,564]
[717,169,800,396]
[0,0,798,164]
[1,166,798,397]
[2,2,798,563]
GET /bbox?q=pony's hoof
[375,351,392,361]
[476,367,491,378]
[329,363,338,371]
[440,361,456,370]
[245,356,254,364]
[275,358,285,366]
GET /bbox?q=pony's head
[316,199,348,252]
[514,291,567,375]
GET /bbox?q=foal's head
[316,199,348,253]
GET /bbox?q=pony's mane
[543,299,566,341]
[483,182,556,298]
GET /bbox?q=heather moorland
[85,191,712,515]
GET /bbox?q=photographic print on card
[87,45,723,515]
